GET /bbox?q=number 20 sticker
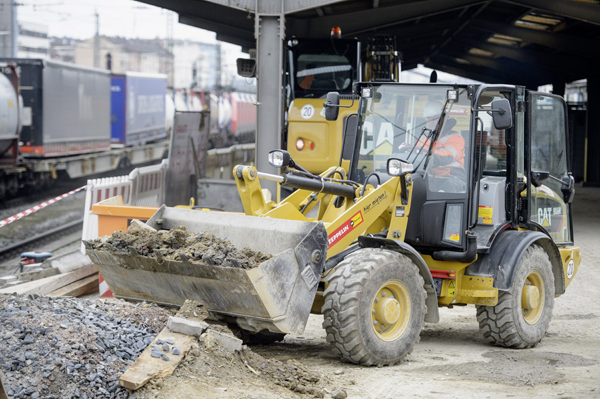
[301,104,315,119]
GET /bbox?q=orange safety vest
[416,132,465,176]
[299,75,314,89]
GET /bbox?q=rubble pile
[89,224,272,270]
[0,293,171,399]
[0,294,326,398]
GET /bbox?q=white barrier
[129,160,167,206]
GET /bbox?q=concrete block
[21,264,43,273]
[7,280,22,287]
[15,267,59,283]
[42,250,93,274]
[0,276,17,288]
[206,329,243,352]
[167,316,208,337]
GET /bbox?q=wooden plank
[49,273,99,297]
[0,264,98,296]
[0,373,7,399]
[119,328,196,390]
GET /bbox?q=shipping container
[111,72,167,146]
[0,58,111,157]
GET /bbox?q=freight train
[0,58,259,200]
[0,59,170,201]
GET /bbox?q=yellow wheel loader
[86,81,580,367]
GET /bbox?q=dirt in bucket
[88,222,272,270]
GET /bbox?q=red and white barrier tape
[0,185,87,228]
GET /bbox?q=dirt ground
[129,185,600,399]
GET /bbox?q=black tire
[228,325,286,345]
[322,248,426,366]
[477,245,555,348]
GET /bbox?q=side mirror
[236,58,256,78]
[531,170,550,188]
[561,174,575,204]
[490,98,513,130]
[323,92,340,121]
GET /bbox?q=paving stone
[167,316,208,337]
[206,329,243,352]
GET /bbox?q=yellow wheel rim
[521,271,545,325]
[371,281,410,341]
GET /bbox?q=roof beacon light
[331,26,342,38]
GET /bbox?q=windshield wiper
[421,99,451,171]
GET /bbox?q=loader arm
[233,165,414,259]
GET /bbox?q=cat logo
[538,207,552,227]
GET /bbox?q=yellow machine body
[287,98,358,174]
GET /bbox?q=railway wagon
[111,72,167,146]
[0,58,111,158]
[0,67,20,165]
[187,89,256,148]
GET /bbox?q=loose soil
[137,334,327,399]
[89,224,272,270]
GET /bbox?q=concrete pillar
[586,76,600,186]
[255,11,284,195]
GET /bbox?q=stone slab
[167,316,208,337]
[205,329,243,352]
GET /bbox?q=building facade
[74,36,173,85]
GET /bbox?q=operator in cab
[410,101,466,192]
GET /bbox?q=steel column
[255,2,285,194]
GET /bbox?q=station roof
[139,0,600,87]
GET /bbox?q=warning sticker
[447,280,456,297]
[328,211,364,247]
[478,205,493,224]
[450,234,460,242]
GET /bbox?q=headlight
[268,150,291,168]
[387,158,413,176]
[295,138,305,151]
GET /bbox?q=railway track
[0,218,83,265]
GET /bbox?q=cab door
[526,91,574,244]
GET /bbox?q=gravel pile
[88,224,272,270]
[0,293,171,399]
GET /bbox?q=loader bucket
[85,206,328,335]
